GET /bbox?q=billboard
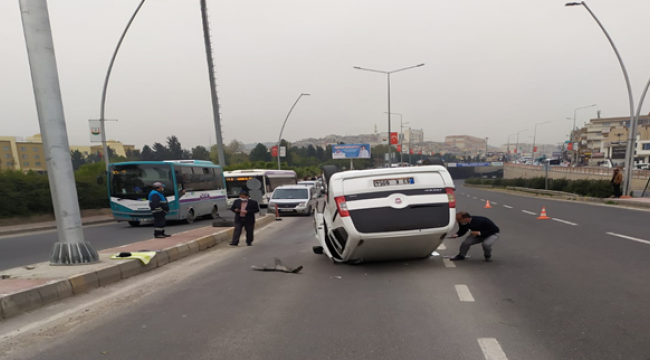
[89,120,102,143]
[332,144,371,159]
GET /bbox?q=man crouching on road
[449,211,500,262]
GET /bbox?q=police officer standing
[149,182,170,238]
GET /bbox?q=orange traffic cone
[484,200,492,209]
[537,207,550,220]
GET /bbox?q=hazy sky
[2,0,650,150]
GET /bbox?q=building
[0,135,46,172]
[444,135,487,152]
[580,115,650,164]
[0,134,135,172]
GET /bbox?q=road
[0,213,234,271]
[2,183,650,359]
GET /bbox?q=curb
[0,218,116,237]
[0,214,275,321]
[463,184,650,210]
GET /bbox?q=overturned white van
[313,165,456,264]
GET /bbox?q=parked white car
[313,165,457,264]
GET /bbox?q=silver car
[268,185,318,216]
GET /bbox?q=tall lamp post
[385,112,406,163]
[532,121,551,160]
[515,130,528,160]
[277,93,310,170]
[354,63,424,166]
[569,104,596,166]
[565,1,650,195]
[507,133,517,161]
[20,0,99,265]
[99,0,147,171]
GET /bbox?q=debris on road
[110,251,158,265]
[252,258,303,274]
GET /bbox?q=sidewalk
[0,215,116,236]
[0,214,275,321]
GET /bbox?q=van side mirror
[96,176,104,185]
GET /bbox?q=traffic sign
[271,146,278,157]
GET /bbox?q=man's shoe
[246,243,252,246]
[163,234,171,237]
[154,235,166,239]
[229,243,238,246]
[450,255,466,261]
[485,257,493,262]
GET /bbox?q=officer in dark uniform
[149,182,170,238]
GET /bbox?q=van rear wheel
[185,209,195,224]
[128,221,140,227]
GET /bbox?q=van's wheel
[185,209,195,224]
[321,165,339,190]
[211,206,219,219]
[128,221,140,227]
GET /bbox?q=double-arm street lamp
[532,121,551,160]
[566,1,650,195]
[354,63,424,166]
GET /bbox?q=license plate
[373,177,414,187]
[280,209,293,212]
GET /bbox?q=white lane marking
[606,232,650,246]
[552,218,578,226]
[522,210,537,215]
[443,258,456,268]
[455,285,475,302]
[491,202,498,205]
[480,198,486,201]
[503,205,513,209]
[478,338,509,360]
[438,244,447,250]
[473,197,478,199]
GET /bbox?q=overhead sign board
[332,144,371,159]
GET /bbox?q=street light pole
[533,121,551,161]
[277,93,310,170]
[354,63,425,167]
[200,0,227,166]
[19,0,99,265]
[569,104,596,166]
[515,130,528,160]
[99,0,146,171]
[385,112,404,163]
[566,1,637,194]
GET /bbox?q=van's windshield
[272,188,308,200]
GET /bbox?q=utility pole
[20,0,99,265]
[200,0,226,166]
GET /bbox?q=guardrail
[505,163,650,179]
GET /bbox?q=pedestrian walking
[149,182,170,238]
[449,211,500,262]
[230,190,260,246]
[611,167,623,198]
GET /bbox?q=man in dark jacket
[149,182,170,238]
[450,211,500,262]
[229,190,260,246]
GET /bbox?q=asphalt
[0,213,234,271]
[2,182,650,359]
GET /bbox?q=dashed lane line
[521,210,537,216]
[478,338,509,360]
[443,258,456,268]
[473,197,478,199]
[503,205,513,209]
[455,284,475,302]
[552,218,578,226]
[480,198,486,201]
[606,232,650,246]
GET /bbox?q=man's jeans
[459,234,500,258]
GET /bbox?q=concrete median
[0,214,275,321]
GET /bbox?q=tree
[316,146,325,161]
[166,136,186,160]
[141,145,155,161]
[249,143,271,162]
[125,149,141,161]
[226,139,245,154]
[152,142,170,161]
[210,144,230,165]
[306,144,317,158]
[70,150,86,170]
[230,152,250,165]
[191,145,211,161]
